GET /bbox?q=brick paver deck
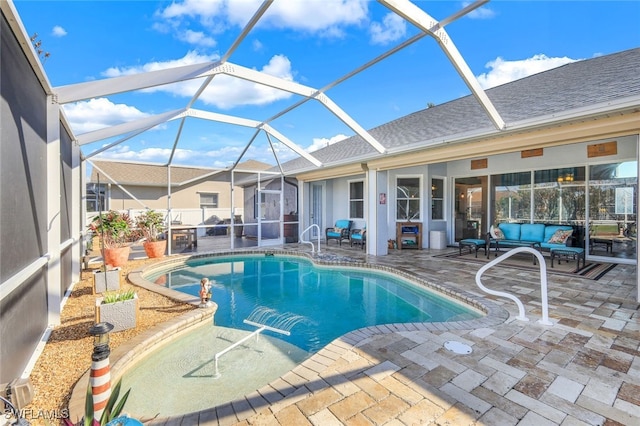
[82,244,639,425]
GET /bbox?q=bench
[459,239,487,258]
[550,247,585,271]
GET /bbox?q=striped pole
[90,357,111,418]
[89,322,114,420]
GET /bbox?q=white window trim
[431,176,446,221]
[395,175,423,222]
[198,192,219,208]
[348,179,365,219]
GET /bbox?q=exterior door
[311,183,324,238]
[454,176,487,241]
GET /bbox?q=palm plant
[64,379,131,426]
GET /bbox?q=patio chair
[350,227,366,249]
[326,219,352,246]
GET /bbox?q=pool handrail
[475,246,553,326]
[299,224,321,253]
[213,319,290,378]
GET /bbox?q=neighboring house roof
[281,48,640,174]
[89,159,271,186]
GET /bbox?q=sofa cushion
[548,229,573,244]
[335,220,351,229]
[498,223,521,240]
[543,225,573,243]
[490,225,505,240]
[520,223,545,242]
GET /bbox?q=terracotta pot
[103,246,131,268]
[144,240,167,258]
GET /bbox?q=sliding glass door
[588,161,637,260]
[486,162,637,262]
[454,177,487,241]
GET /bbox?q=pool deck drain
[443,340,473,354]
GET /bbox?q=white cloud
[102,51,295,109]
[52,25,67,37]
[462,1,496,19]
[155,0,370,42]
[306,134,349,153]
[101,50,220,77]
[476,54,578,89]
[92,130,328,167]
[370,13,406,45]
[95,145,201,163]
[62,98,150,134]
[252,39,263,52]
[178,29,217,47]
[261,0,369,35]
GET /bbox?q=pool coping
[68,249,509,423]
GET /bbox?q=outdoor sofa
[486,222,583,267]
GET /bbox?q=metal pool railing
[475,246,553,326]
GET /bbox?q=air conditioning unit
[0,378,33,410]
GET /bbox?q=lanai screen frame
[62,1,504,245]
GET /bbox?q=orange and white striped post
[89,322,114,419]
[90,357,111,417]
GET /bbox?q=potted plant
[95,288,139,332]
[88,211,133,268]
[136,210,167,258]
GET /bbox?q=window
[199,192,219,208]
[349,180,364,219]
[589,161,637,242]
[396,177,421,221]
[533,167,585,224]
[491,172,531,224]
[86,183,107,212]
[431,178,444,220]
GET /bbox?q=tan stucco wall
[107,181,243,210]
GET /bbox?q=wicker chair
[326,219,352,246]
[350,227,366,249]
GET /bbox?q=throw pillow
[334,227,343,234]
[490,225,505,240]
[548,229,573,244]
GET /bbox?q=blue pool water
[148,254,482,353]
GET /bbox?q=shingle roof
[282,47,640,174]
[89,159,271,186]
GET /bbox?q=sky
[14,0,640,171]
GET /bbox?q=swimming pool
[147,254,482,353]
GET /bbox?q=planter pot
[95,294,139,332]
[143,240,167,258]
[103,246,131,268]
[93,268,121,294]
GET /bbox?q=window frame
[198,192,219,209]
[431,177,445,221]
[348,179,365,219]
[396,175,422,222]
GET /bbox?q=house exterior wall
[296,133,639,259]
[106,180,243,213]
